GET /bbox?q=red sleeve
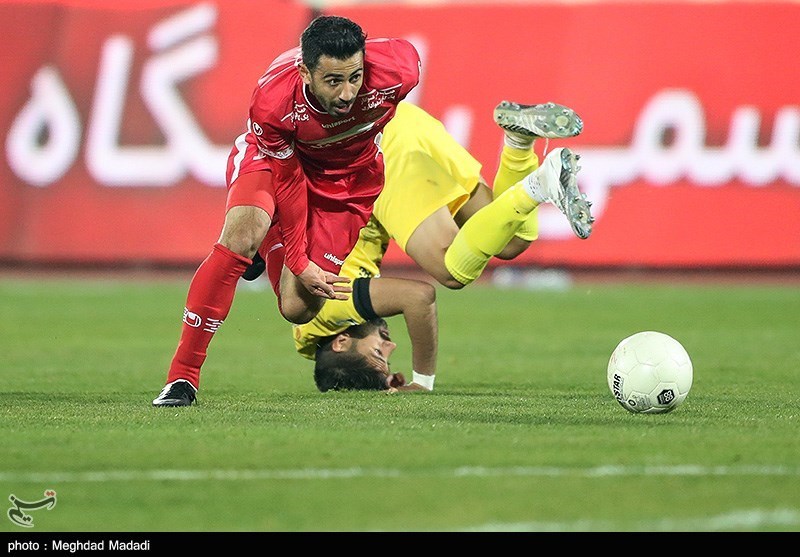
[251,100,310,277]
[365,38,421,101]
[390,39,422,100]
[270,155,310,276]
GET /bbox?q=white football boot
[494,101,583,140]
[523,147,594,239]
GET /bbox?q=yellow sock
[493,145,539,196]
[514,207,539,242]
[493,145,540,241]
[444,185,537,285]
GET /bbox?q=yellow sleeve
[293,296,365,360]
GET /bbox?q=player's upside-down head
[314,318,405,392]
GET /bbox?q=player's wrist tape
[412,371,435,391]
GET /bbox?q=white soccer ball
[607,331,693,414]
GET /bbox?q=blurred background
[2,0,798,276]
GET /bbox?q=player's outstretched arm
[368,277,438,392]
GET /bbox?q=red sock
[166,243,250,389]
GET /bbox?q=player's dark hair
[313,319,389,392]
[300,15,367,71]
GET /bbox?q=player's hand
[386,384,431,394]
[386,373,432,393]
[384,372,405,394]
[401,382,433,392]
[297,261,352,300]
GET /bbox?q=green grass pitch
[1,273,798,532]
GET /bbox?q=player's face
[351,322,396,375]
[302,52,364,118]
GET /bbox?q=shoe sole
[152,398,195,407]
[494,101,583,139]
[152,379,197,407]
[557,148,594,240]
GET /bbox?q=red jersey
[229,38,420,276]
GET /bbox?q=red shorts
[225,144,384,296]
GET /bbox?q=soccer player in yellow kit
[279,100,593,392]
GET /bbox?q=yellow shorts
[376,102,483,251]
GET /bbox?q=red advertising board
[2,1,799,268]
[0,0,311,263]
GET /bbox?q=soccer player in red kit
[152,16,421,407]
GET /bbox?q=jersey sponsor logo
[321,115,355,129]
[324,252,344,266]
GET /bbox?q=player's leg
[492,142,540,243]
[277,266,327,325]
[390,128,533,286]
[438,180,538,287]
[259,232,317,325]
[492,101,584,242]
[454,182,531,261]
[405,175,537,289]
[435,145,591,287]
[153,171,275,407]
[411,102,586,287]
[493,102,583,175]
[404,206,461,288]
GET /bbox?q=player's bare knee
[281,305,317,325]
[219,208,271,257]
[280,294,324,325]
[282,309,312,325]
[219,236,261,259]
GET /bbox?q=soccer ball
[607,331,693,414]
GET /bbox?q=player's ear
[330,332,352,353]
[298,63,312,85]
